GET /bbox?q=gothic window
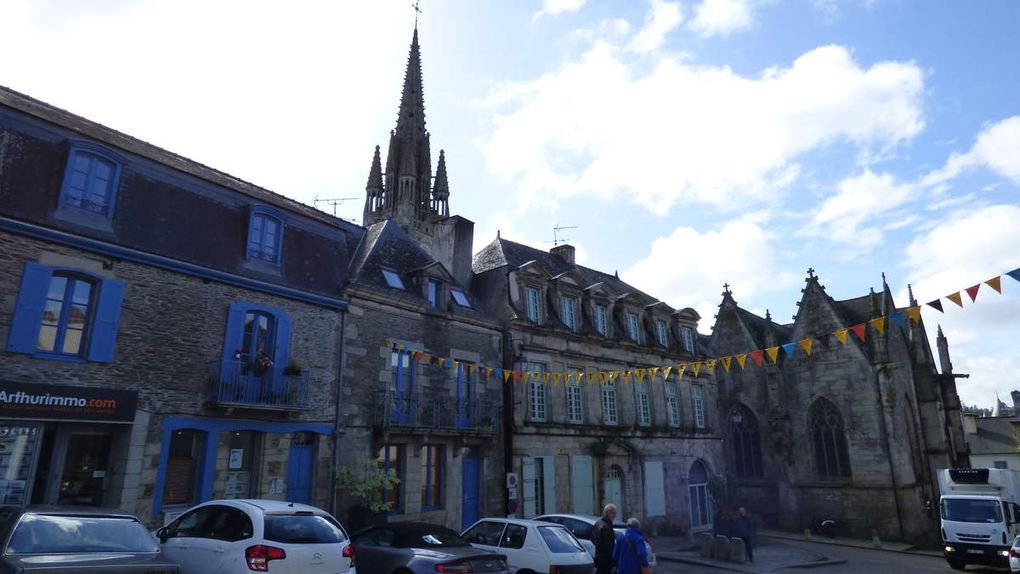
[810,398,851,479]
[727,404,763,478]
[688,460,713,529]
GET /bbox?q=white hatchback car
[534,514,656,567]
[1010,535,1020,573]
[462,518,593,574]
[156,499,356,574]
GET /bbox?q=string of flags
[386,266,1020,386]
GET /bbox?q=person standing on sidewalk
[735,507,754,563]
[613,518,649,574]
[592,504,618,574]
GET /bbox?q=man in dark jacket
[734,507,753,563]
[592,504,618,574]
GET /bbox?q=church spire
[395,28,427,142]
[433,149,450,217]
[363,145,384,216]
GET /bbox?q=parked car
[0,505,180,573]
[352,521,509,574]
[1010,535,1020,573]
[156,499,355,574]
[461,518,593,574]
[534,514,656,566]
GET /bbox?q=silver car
[534,514,656,566]
[353,522,509,574]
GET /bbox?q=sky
[2,0,1018,409]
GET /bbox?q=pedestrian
[592,504,618,574]
[735,507,753,563]
[613,518,650,574]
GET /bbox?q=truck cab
[940,468,1020,570]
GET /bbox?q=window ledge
[53,206,114,233]
[241,258,283,276]
[26,352,89,364]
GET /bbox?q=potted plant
[336,458,401,531]
[251,351,274,375]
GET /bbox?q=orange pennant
[799,339,814,356]
[766,347,780,363]
[965,284,981,302]
[736,354,747,369]
[906,306,921,324]
[851,324,866,342]
[834,329,849,345]
[947,292,964,307]
[721,356,732,372]
[986,276,1003,294]
[512,370,521,383]
[869,317,886,334]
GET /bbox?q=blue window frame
[220,302,292,393]
[7,262,125,362]
[421,445,444,510]
[246,208,284,265]
[58,142,123,218]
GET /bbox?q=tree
[336,458,401,514]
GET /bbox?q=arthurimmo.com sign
[0,381,137,423]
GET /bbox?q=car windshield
[396,525,469,548]
[941,499,1003,523]
[264,514,348,544]
[539,526,585,553]
[6,514,158,554]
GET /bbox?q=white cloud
[533,0,586,22]
[629,0,684,53]
[689,0,754,38]
[621,217,799,331]
[923,116,1020,188]
[482,39,925,214]
[805,170,918,254]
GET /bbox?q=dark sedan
[353,522,509,574]
[0,505,180,573]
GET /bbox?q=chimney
[551,244,575,265]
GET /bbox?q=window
[680,326,695,353]
[223,431,258,499]
[527,363,547,422]
[626,313,641,343]
[242,311,275,363]
[378,445,404,512]
[810,399,851,478]
[594,304,608,336]
[602,384,618,425]
[381,268,405,289]
[390,350,416,423]
[462,521,506,547]
[692,385,705,429]
[728,405,763,478]
[451,288,471,308]
[688,460,713,529]
[421,445,443,509]
[665,381,681,427]
[501,524,528,549]
[246,211,284,265]
[427,280,440,308]
[995,461,1009,470]
[655,320,669,347]
[525,287,542,323]
[636,381,651,426]
[220,302,292,404]
[566,376,584,424]
[58,142,122,218]
[522,457,555,517]
[7,263,125,362]
[163,429,204,506]
[561,296,578,331]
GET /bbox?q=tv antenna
[549,224,577,246]
[313,195,359,217]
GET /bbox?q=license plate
[967,549,985,555]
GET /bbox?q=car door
[161,505,218,573]
[498,524,533,574]
[463,520,507,556]
[204,505,255,572]
[352,527,400,574]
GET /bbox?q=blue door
[461,457,481,530]
[287,445,313,504]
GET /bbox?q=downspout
[502,268,516,517]
[330,306,348,518]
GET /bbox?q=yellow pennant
[503,370,512,383]
[587,372,596,384]
[721,356,732,372]
[554,373,563,385]
[577,371,585,384]
[522,372,532,384]
[799,339,814,356]
[599,372,607,385]
[566,373,575,384]
[736,354,747,369]
[621,371,630,383]
[649,367,660,380]
[676,364,687,378]
[635,369,646,382]
[544,372,551,384]
[986,276,1003,293]
[834,329,849,345]
[766,347,780,363]
[691,362,702,377]
[395,344,404,352]
[869,317,886,334]
[705,360,717,374]
[946,292,964,307]
[486,367,494,379]
[663,366,673,379]
[907,306,921,323]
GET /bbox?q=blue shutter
[272,311,292,376]
[222,302,248,362]
[87,278,126,362]
[7,262,52,354]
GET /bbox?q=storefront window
[224,431,258,499]
[163,429,203,506]
[0,423,42,505]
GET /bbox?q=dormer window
[561,296,578,332]
[524,287,542,323]
[451,288,471,308]
[594,304,608,336]
[247,211,283,265]
[655,320,669,347]
[626,312,641,343]
[680,326,695,353]
[59,143,123,218]
[427,279,441,309]
[381,268,405,290]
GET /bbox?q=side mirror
[156,527,169,543]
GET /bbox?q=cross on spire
[807,267,815,279]
[722,283,731,295]
[413,0,422,29]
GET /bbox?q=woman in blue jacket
[613,518,649,574]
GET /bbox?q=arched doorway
[604,465,624,519]
[688,460,713,530]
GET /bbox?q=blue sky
[2,0,1018,408]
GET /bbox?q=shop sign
[0,381,137,423]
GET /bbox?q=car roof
[203,499,328,514]
[474,518,570,528]
[536,514,600,523]
[8,505,139,519]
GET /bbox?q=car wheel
[946,558,966,570]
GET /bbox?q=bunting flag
[543,372,551,384]
[503,370,512,383]
[799,338,814,356]
[414,351,424,361]
[834,329,849,345]
[736,354,747,369]
[553,373,562,385]
[452,360,460,371]
[707,360,718,373]
[986,276,1003,293]
[965,284,981,302]
[946,292,964,308]
[522,372,531,385]
[512,370,521,384]
[888,312,906,328]
[927,299,944,313]
[907,306,922,323]
[649,367,660,380]
[486,367,494,379]
[622,371,632,383]
[599,372,607,385]
[781,343,796,359]
[1008,268,1020,282]
[635,369,647,382]
[766,347,780,363]
[395,343,404,352]
[676,364,687,377]
[750,350,764,366]
[663,366,673,379]
[850,324,866,342]
[869,317,886,334]
[588,372,596,384]
[691,362,702,377]
[721,356,732,372]
[424,352,433,364]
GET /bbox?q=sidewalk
[758,529,943,558]
[648,534,846,573]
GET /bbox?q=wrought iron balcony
[208,360,310,410]
[375,391,499,434]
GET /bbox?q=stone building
[471,239,724,535]
[962,390,1020,471]
[0,85,359,525]
[709,272,969,542]
[337,28,505,531]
